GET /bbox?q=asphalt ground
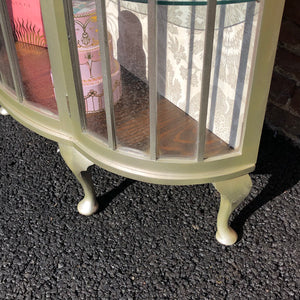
[0,114,299,299]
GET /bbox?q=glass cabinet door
[69,0,150,154]
[66,0,260,160]
[156,0,260,159]
[2,0,58,115]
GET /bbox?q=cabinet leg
[213,174,252,245]
[0,106,9,115]
[59,143,99,216]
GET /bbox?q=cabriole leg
[213,174,252,246]
[0,106,9,115]
[59,143,99,216]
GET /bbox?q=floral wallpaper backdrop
[106,0,260,148]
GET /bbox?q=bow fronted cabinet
[0,0,285,245]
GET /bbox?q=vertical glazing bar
[197,0,217,161]
[0,1,23,101]
[95,0,117,150]
[148,0,158,160]
[63,0,87,129]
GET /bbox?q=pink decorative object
[73,0,122,114]
[78,38,115,80]
[73,2,99,49]
[6,0,47,47]
[83,61,122,113]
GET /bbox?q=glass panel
[72,0,149,153]
[0,22,15,92]
[106,0,149,155]
[6,0,58,115]
[71,0,109,143]
[155,1,260,159]
[70,0,259,158]
[157,4,202,159]
[205,1,260,157]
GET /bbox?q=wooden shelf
[86,68,233,159]
[16,42,58,114]
[14,42,232,159]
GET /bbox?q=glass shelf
[124,0,257,6]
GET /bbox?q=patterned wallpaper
[106,0,260,148]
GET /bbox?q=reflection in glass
[72,0,110,143]
[72,0,149,152]
[109,1,149,154]
[71,0,260,159]
[0,24,15,92]
[6,0,58,114]
[154,2,260,159]
[157,4,200,159]
[205,1,259,156]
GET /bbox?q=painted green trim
[240,0,285,164]
[148,0,159,160]
[41,0,92,141]
[197,0,217,161]
[71,133,255,185]
[0,88,70,144]
[40,0,75,136]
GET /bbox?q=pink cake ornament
[6,0,47,47]
[83,61,122,113]
[73,0,122,114]
[73,0,100,49]
[78,34,115,80]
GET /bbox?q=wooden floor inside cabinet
[15,42,233,159]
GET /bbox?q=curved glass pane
[205,1,260,154]
[69,0,261,160]
[70,0,110,144]
[6,0,58,115]
[109,1,150,154]
[0,24,14,92]
[154,0,261,159]
[70,0,150,154]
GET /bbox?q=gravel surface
[0,114,299,299]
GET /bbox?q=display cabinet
[0,0,285,245]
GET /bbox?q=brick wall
[266,0,300,144]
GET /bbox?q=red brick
[284,0,300,26]
[266,103,300,137]
[275,47,300,81]
[279,20,300,47]
[269,72,296,106]
[290,86,300,115]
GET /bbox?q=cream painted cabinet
[0,0,285,245]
